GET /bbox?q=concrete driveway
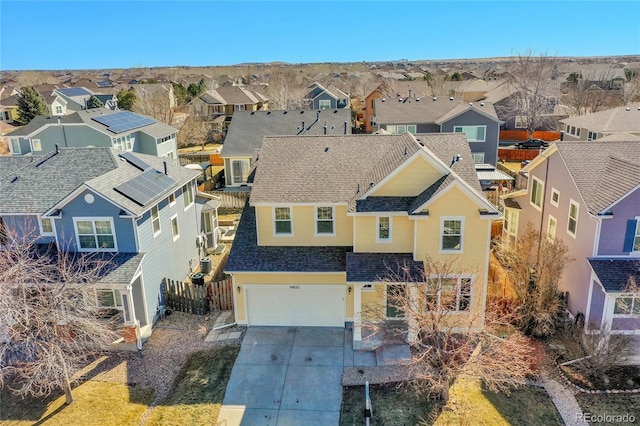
[217,327,347,426]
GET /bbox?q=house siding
[135,182,200,325]
[354,215,414,253]
[441,109,500,166]
[314,92,338,109]
[0,215,53,244]
[589,280,606,328]
[372,155,443,197]
[597,187,640,256]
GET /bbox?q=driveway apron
[217,327,345,426]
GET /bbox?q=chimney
[301,121,305,131]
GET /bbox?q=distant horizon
[1,1,639,72]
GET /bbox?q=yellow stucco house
[225,132,500,349]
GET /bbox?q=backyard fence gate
[163,278,210,315]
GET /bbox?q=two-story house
[302,82,350,110]
[7,108,178,159]
[560,105,640,142]
[225,133,500,349]
[188,86,268,133]
[220,109,352,189]
[50,87,117,115]
[371,95,501,166]
[501,141,640,362]
[0,147,219,350]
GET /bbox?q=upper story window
[234,104,245,112]
[471,152,485,164]
[503,208,519,245]
[55,105,63,115]
[168,192,176,206]
[377,216,391,242]
[113,134,133,151]
[183,182,194,209]
[151,205,161,236]
[550,188,560,207]
[212,105,223,114]
[515,116,528,129]
[319,99,331,110]
[10,139,20,154]
[231,160,250,185]
[567,200,579,238]
[157,134,175,145]
[623,218,640,253]
[74,218,117,252]
[171,215,180,241]
[386,124,417,135]
[530,177,544,210]
[454,125,486,142]
[441,217,463,252]
[316,207,334,235]
[274,207,292,235]
[426,276,472,312]
[566,125,581,137]
[587,131,598,141]
[40,217,54,236]
[32,139,42,151]
[548,215,557,240]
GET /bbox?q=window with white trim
[530,177,544,209]
[441,218,463,251]
[40,217,54,236]
[274,207,292,235]
[318,99,331,110]
[55,105,63,115]
[503,208,519,245]
[234,104,245,112]
[386,124,417,135]
[97,289,123,309]
[471,152,485,164]
[377,216,391,241]
[171,215,179,241]
[613,294,640,316]
[548,215,557,240]
[168,192,176,206]
[182,183,194,208]
[426,276,472,312]
[74,218,116,251]
[587,131,598,141]
[316,207,334,235]
[635,221,640,252]
[550,188,560,207]
[515,115,528,129]
[567,200,579,237]
[151,205,161,236]
[32,139,42,151]
[386,284,405,318]
[454,125,486,142]
[10,139,20,154]
[231,160,250,184]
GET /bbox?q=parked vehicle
[516,139,549,149]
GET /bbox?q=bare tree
[622,74,640,105]
[132,86,174,125]
[0,230,121,405]
[498,51,558,137]
[492,224,573,337]
[177,115,215,148]
[564,80,623,116]
[263,69,307,110]
[363,257,537,402]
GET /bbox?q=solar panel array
[92,111,156,134]
[114,169,177,206]
[96,81,113,87]
[58,87,91,97]
[119,152,151,171]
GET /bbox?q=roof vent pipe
[163,161,168,175]
[343,121,348,134]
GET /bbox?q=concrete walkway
[538,374,588,426]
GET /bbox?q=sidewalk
[538,373,588,426]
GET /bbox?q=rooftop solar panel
[92,111,156,134]
[118,152,151,171]
[114,169,177,206]
[96,81,113,87]
[58,87,92,97]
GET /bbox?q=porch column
[353,284,364,344]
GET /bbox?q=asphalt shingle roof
[374,97,499,125]
[97,253,146,284]
[346,252,424,282]
[224,205,352,273]
[560,106,640,133]
[588,258,640,292]
[220,109,352,158]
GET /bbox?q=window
[471,152,485,164]
[318,99,331,110]
[426,276,472,312]
[623,219,640,253]
[386,124,417,135]
[588,131,598,141]
[231,160,250,184]
[503,208,519,245]
[386,284,405,317]
[157,134,174,144]
[530,177,544,209]
[55,105,63,115]
[168,192,176,206]
[567,200,579,237]
[32,139,42,151]
[212,105,223,114]
[97,289,123,309]
[74,218,116,251]
[548,215,557,240]
[454,125,486,142]
[234,104,245,112]
[182,183,194,208]
[550,188,560,207]
[377,216,391,241]
[613,295,640,316]
[274,207,292,235]
[316,207,334,235]
[164,151,175,160]
[10,139,20,154]
[171,215,179,241]
[40,217,54,236]
[515,116,528,129]
[441,218,463,251]
[151,205,161,236]
[635,221,640,252]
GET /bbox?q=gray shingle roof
[355,197,414,212]
[97,253,146,284]
[346,252,424,282]
[374,97,499,125]
[220,109,352,158]
[224,205,352,273]
[560,106,640,133]
[554,141,640,214]
[588,258,640,292]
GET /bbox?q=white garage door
[246,285,345,327]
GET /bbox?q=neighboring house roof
[0,147,199,215]
[588,258,640,292]
[552,141,640,214]
[580,65,627,82]
[346,252,424,282]
[194,86,267,106]
[305,82,349,101]
[9,108,177,138]
[374,97,499,125]
[224,205,352,273]
[560,106,640,133]
[220,109,352,158]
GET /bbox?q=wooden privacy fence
[499,130,561,141]
[498,148,542,162]
[163,276,234,315]
[210,191,250,208]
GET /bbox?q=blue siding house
[0,147,218,350]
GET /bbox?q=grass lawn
[575,394,640,426]
[143,345,240,425]
[0,380,155,426]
